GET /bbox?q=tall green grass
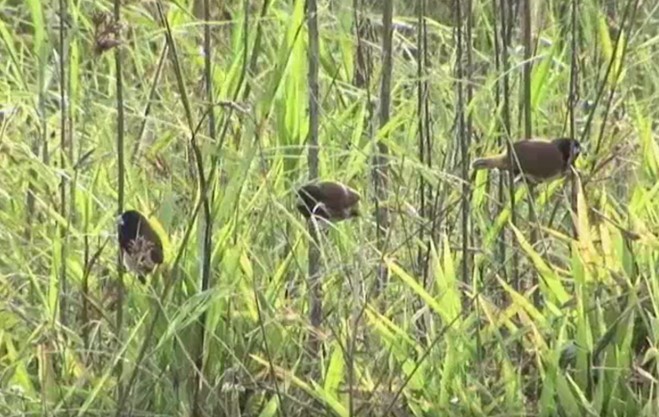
[1,0,658,416]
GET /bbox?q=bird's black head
[552,137,582,166]
[117,210,149,248]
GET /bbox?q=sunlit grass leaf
[257,396,280,417]
[597,11,626,86]
[566,373,599,416]
[3,336,37,397]
[439,334,459,407]
[483,186,527,247]
[575,177,599,271]
[555,373,581,417]
[365,305,417,358]
[37,341,57,404]
[386,257,447,322]
[324,342,345,398]
[502,358,522,411]
[73,314,148,417]
[510,224,570,305]
[632,101,659,178]
[497,275,549,329]
[531,39,558,109]
[26,0,46,57]
[251,355,348,417]
[431,237,461,323]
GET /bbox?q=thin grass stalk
[420,7,438,279]
[499,0,518,290]
[349,1,373,412]
[548,0,640,232]
[214,0,268,177]
[191,0,217,415]
[27,45,48,240]
[416,2,426,277]
[382,288,484,415]
[58,0,69,329]
[500,0,523,389]
[158,3,213,411]
[252,283,285,417]
[116,110,216,417]
[521,1,538,399]
[353,1,372,89]
[131,41,168,164]
[414,0,432,342]
[462,0,485,394]
[112,0,126,402]
[306,0,321,355]
[115,102,222,417]
[491,0,507,283]
[569,0,640,160]
[415,1,432,283]
[522,0,532,141]
[465,0,473,281]
[568,0,579,241]
[241,0,271,101]
[117,9,261,407]
[454,0,468,285]
[374,0,393,297]
[521,0,539,300]
[119,3,212,414]
[82,233,89,350]
[591,0,641,157]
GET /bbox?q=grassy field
[1,0,659,416]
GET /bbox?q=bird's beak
[116,215,124,226]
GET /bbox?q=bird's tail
[471,155,505,170]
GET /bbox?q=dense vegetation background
[1,0,658,416]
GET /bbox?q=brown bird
[117,210,164,283]
[471,137,582,184]
[295,181,361,222]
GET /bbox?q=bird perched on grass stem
[295,181,361,223]
[117,210,164,283]
[471,137,582,185]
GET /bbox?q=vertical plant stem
[416,2,426,275]
[192,0,217,415]
[415,0,433,340]
[157,1,212,411]
[521,0,539,302]
[113,0,126,403]
[374,0,393,296]
[492,0,506,281]
[522,0,532,140]
[454,0,470,285]
[569,0,579,239]
[416,0,432,283]
[306,0,321,354]
[521,0,539,264]
[500,0,518,290]
[465,0,473,281]
[131,41,168,164]
[349,1,372,412]
[58,0,69,328]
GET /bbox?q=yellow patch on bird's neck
[136,206,170,263]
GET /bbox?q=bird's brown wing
[324,183,360,214]
[141,225,164,264]
[510,140,565,179]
